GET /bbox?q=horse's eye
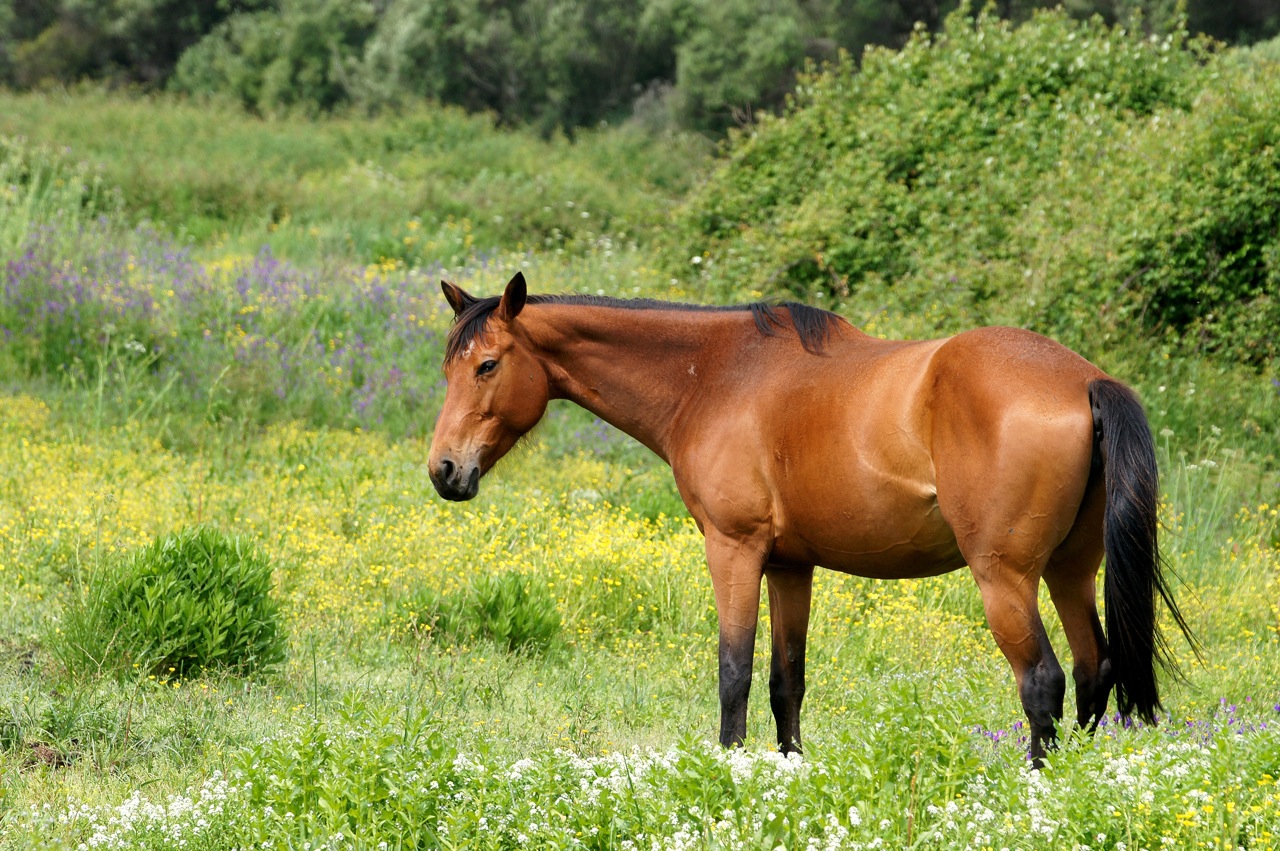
[476,359,498,376]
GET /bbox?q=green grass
[0,394,1276,849]
[0,135,121,253]
[0,90,1276,849]
[0,89,710,266]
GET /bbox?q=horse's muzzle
[430,457,481,501]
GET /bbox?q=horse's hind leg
[1044,565,1110,730]
[1043,480,1112,731]
[969,561,1066,766]
[765,564,813,755]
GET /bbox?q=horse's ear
[496,271,527,321]
[441,280,476,318]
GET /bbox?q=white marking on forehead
[462,342,476,359]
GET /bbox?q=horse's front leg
[766,564,814,754]
[706,533,768,748]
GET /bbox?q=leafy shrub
[350,0,667,133]
[668,0,809,132]
[393,570,561,653]
[1119,60,1280,362]
[667,9,1280,365]
[471,572,562,652]
[172,0,376,117]
[680,7,1203,268]
[0,0,251,89]
[53,526,286,678]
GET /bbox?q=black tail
[1090,379,1195,724]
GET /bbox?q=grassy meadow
[0,85,1278,851]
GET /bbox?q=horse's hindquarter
[926,327,1104,577]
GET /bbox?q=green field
[1,21,1278,847]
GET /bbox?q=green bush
[0,0,253,89]
[667,8,1280,365]
[670,7,1197,288]
[172,0,376,117]
[350,0,666,133]
[1121,60,1280,362]
[471,572,562,652]
[669,0,809,132]
[393,570,561,653]
[52,526,286,678]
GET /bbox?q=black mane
[444,293,843,363]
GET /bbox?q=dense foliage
[671,9,1280,365]
[52,526,286,678]
[2,0,1278,131]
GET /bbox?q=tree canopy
[1,0,1277,132]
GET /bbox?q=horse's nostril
[431,455,479,501]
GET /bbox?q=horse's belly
[771,496,966,578]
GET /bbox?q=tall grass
[0,135,119,252]
[0,90,710,266]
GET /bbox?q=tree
[2,0,265,88]
[172,0,375,116]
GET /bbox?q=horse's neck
[523,304,731,462]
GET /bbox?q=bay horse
[427,272,1193,763]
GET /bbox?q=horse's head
[428,272,550,501]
